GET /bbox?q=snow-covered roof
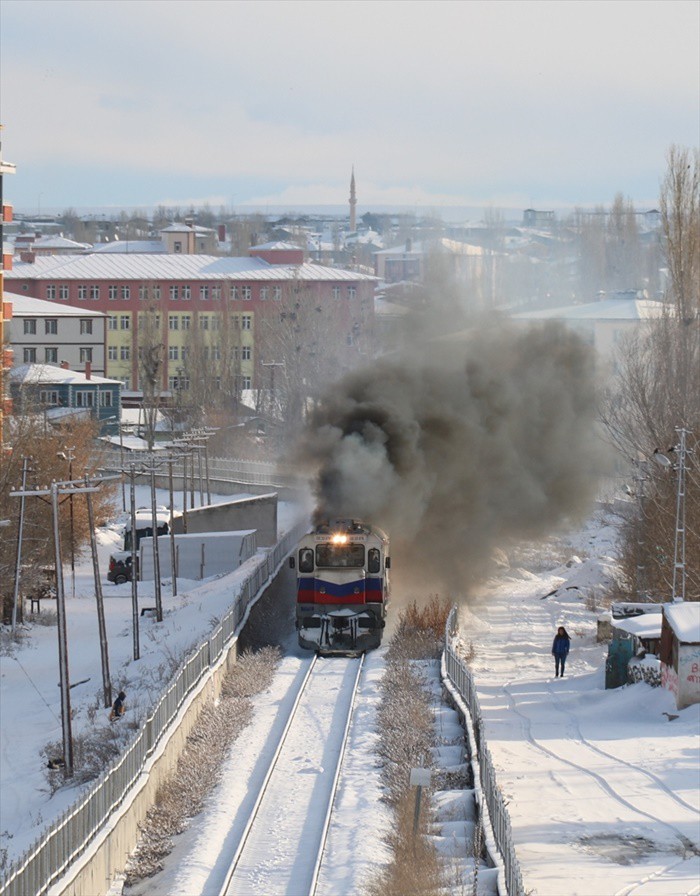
[32,236,91,250]
[250,241,302,251]
[90,241,167,254]
[4,291,106,317]
[511,299,667,323]
[10,363,121,386]
[612,615,662,640]
[664,602,700,643]
[5,254,375,282]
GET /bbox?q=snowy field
[1,490,699,895]
[461,507,700,896]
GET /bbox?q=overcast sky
[1,0,698,215]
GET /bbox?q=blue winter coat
[552,634,570,657]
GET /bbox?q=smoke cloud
[295,321,607,599]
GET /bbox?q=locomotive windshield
[315,543,365,568]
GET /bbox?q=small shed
[605,612,663,689]
[659,602,700,710]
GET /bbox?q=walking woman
[552,626,570,677]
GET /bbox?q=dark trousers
[555,656,566,676]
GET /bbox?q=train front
[291,520,390,655]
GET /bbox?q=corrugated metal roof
[511,299,667,322]
[4,255,377,282]
[4,291,106,317]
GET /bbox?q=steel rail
[308,653,365,896]
[217,654,318,896]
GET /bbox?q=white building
[6,291,107,375]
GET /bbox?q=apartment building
[5,251,377,393]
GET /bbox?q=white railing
[0,522,308,896]
[443,608,525,896]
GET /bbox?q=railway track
[218,654,365,896]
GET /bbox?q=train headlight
[331,533,348,544]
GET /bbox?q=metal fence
[443,608,525,896]
[99,451,305,490]
[0,522,307,896]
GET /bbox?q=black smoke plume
[295,321,607,598]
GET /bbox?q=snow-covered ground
[1,491,698,895]
[461,508,700,896]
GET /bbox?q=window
[46,285,56,300]
[121,285,130,300]
[181,315,191,330]
[120,376,130,389]
[273,286,282,301]
[170,285,179,301]
[23,319,36,335]
[99,391,113,407]
[39,390,59,406]
[45,319,58,335]
[315,543,365,568]
[139,285,147,301]
[80,319,93,335]
[168,345,179,361]
[368,548,381,574]
[231,286,238,300]
[174,241,182,253]
[332,286,341,300]
[90,285,100,301]
[298,548,314,573]
[199,315,209,330]
[180,346,189,361]
[59,285,69,301]
[108,315,118,330]
[182,285,191,300]
[75,390,95,408]
[241,376,251,389]
[203,346,210,361]
[168,315,179,330]
[168,376,179,390]
[241,346,251,361]
[212,285,221,301]
[119,346,130,361]
[200,285,209,301]
[78,285,87,300]
[23,347,37,362]
[45,347,58,363]
[153,285,161,300]
[211,315,220,330]
[80,347,93,363]
[348,286,357,299]
[242,286,251,301]
[260,286,269,301]
[120,315,130,330]
[108,346,118,361]
[109,285,118,300]
[179,375,190,391]
[241,314,251,330]
[211,345,221,360]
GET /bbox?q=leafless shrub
[376,659,434,804]
[387,595,452,661]
[26,610,58,627]
[42,722,133,793]
[363,788,444,896]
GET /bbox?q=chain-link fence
[0,522,307,896]
[443,608,525,896]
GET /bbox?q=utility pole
[671,428,691,603]
[148,461,163,621]
[57,447,76,599]
[11,477,99,778]
[85,474,113,708]
[128,466,141,660]
[11,457,30,632]
[167,453,178,596]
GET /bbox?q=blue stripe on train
[297,576,384,600]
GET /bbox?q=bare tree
[660,145,700,320]
[137,290,165,449]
